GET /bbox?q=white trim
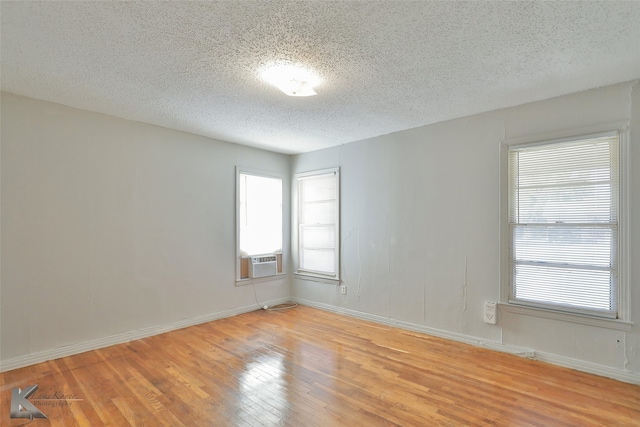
[499,121,631,322]
[508,130,618,150]
[498,303,633,331]
[293,297,640,385]
[293,297,536,353]
[503,120,629,147]
[293,272,340,285]
[534,351,640,385]
[294,167,340,279]
[236,166,285,281]
[235,166,286,181]
[499,139,510,305]
[4,297,637,385]
[0,297,290,372]
[617,126,631,321]
[235,273,288,286]
[293,297,498,343]
[295,167,338,180]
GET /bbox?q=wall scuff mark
[626,79,637,117]
[462,249,468,313]
[623,333,630,370]
[356,228,362,302]
[340,227,356,283]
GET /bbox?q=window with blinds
[508,132,619,317]
[296,168,339,278]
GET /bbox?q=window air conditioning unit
[249,255,277,278]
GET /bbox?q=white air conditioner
[249,255,277,278]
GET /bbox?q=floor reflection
[238,351,290,425]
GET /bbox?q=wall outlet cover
[484,301,497,324]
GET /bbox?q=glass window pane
[239,173,282,256]
[301,249,335,274]
[301,200,336,224]
[301,225,335,249]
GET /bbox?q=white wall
[2,82,638,383]
[1,92,291,368]
[291,81,640,383]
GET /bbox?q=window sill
[498,303,633,331]
[293,273,340,285]
[235,273,287,286]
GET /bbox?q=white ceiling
[2,1,640,154]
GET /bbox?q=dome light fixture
[260,62,321,97]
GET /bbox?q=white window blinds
[297,169,339,277]
[508,133,619,317]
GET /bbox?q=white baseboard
[4,296,637,385]
[532,351,640,385]
[0,297,290,372]
[294,297,640,385]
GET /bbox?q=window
[507,132,620,318]
[296,168,340,279]
[237,169,283,280]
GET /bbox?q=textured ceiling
[2,1,640,154]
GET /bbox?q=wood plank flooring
[1,305,639,426]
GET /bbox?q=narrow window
[237,170,283,280]
[507,133,619,317]
[296,168,340,279]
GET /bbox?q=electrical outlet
[484,301,497,324]
[341,285,347,295]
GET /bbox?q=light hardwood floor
[1,305,639,426]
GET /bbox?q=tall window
[296,168,340,279]
[507,132,619,318]
[237,170,282,279]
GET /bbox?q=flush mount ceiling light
[260,63,321,97]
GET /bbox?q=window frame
[294,167,340,282]
[500,123,631,328]
[235,167,285,282]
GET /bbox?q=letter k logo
[10,384,48,419]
